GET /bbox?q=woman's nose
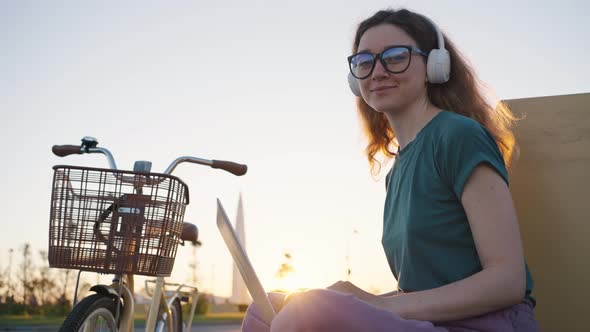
[371,59,389,80]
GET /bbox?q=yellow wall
[505,93,590,331]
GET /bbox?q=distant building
[229,194,251,310]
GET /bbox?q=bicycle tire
[59,293,119,332]
[156,298,183,332]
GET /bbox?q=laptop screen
[216,198,277,324]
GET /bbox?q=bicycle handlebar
[212,159,248,176]
[52,145,83,157]
[52,138,247,177]
[164,156,247,176]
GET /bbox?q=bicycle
[48,137,247,332]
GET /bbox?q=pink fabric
[241,289,539,332]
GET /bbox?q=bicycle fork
[145,277,172,332]
[116,280,135,332]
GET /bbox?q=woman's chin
[368,100,403,114]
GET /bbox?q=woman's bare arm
[371,164,526,321]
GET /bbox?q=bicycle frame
[144,278,199,332]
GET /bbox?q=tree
[275,252,296,280]
[188,245,200,286]
[60,269,73,304]
[20,243,32,308]
[5,248,15,298]
[0,263,5,303]
[31,251,58,310]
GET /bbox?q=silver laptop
[216,198,277,324]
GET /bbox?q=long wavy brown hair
[352,9,519,176]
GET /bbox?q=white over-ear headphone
[348,13,451,97]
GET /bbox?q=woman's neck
[385,98,440,151]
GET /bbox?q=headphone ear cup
[347,72,362,97]
[426,49,451,84]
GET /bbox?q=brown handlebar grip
[211,160,248,176]
[52,145,83,157]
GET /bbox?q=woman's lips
[370,86,397,92]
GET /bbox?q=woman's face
[355,24,428,114]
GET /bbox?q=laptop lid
[216,198,277,324]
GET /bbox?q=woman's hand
[277,282,396,315]
[326,280,376,303]
[278,282,377,313]
[276,289,309,313]
[327,281,407,315]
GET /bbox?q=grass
[0,312,245,327]
[0,315,66,326]
[193,312,245,323]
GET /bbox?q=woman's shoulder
[438,111,482,132]
[435,111,490,142]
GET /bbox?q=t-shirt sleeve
[437,119,509,199]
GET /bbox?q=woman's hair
[352,9,519,176]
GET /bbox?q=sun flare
[274,273,308,294]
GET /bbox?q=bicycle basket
[48,165,189,277]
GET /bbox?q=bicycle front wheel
[156,298,183,332]
[59,293,119,332]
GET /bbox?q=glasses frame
[347,45,429,80]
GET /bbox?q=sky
[1,0,589,299]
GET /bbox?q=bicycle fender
[90,284,119,298]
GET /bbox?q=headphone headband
[419,14,445,51]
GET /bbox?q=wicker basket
[48,165,189,277]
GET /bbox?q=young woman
[242,8,538,331]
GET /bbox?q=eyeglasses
[347,45,428,79]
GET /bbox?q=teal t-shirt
[383,111,534,299]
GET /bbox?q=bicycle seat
[182,222,200,246]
